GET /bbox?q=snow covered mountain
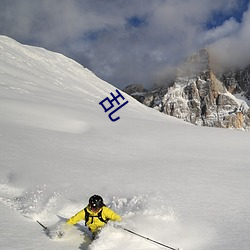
[124,49,250,130]
[0,36,250,250]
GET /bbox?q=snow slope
[0,36,250,250]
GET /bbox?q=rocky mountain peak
[123,49,250,130]
[177,49,210,78]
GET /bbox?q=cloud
[0,0,249,88]
[209,4,250,69]
[200,18,240,45]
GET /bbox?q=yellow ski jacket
[67,206,121,233]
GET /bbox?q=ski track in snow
[0,99,91,134]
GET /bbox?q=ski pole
[37,220,48,231]
[122,227,180,250]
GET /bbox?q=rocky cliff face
[123,49,250,130]
[217,66,250,99]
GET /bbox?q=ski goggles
[89,204,101,212]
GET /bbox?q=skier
[66,194,121,239]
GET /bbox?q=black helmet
[89,195,104,210]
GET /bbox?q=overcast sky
[0,0,249,88]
